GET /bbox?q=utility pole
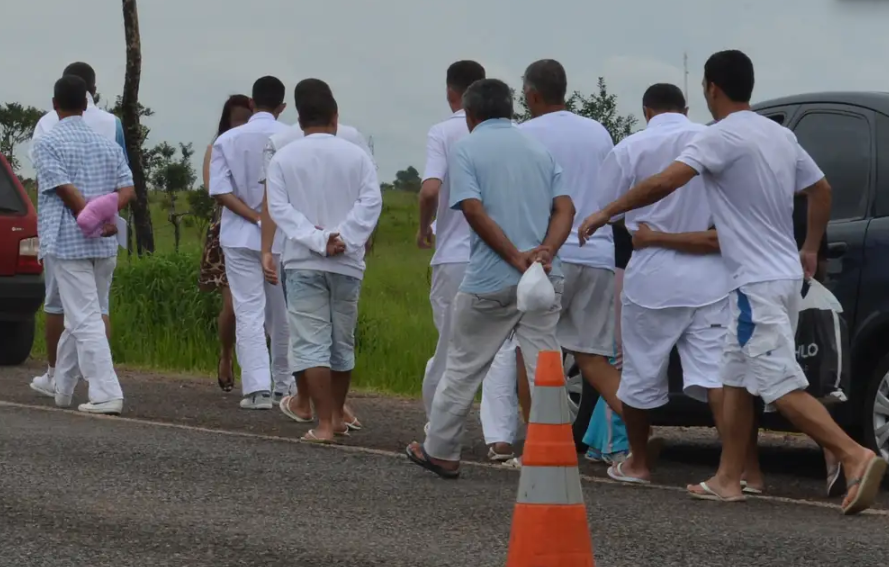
[683,52,689,102]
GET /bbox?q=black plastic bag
[795,280,850,404]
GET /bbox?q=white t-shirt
[676,110,825,288]
[261,122,373,182]
[518,110,615,270]
[265,133,382,280]
[601,113,729,309]
[30,93,121,162]
[423,110,472,266]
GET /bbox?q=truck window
[793,112,870,221]
[0,159,27,215]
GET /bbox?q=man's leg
[515,347,531,425]
[559,265,622,416]
[54,257,123,410]
[480,337,519,458]
[613,299,680,481]
[265,259,292,399]
[224,247,273,409]
[328,273,363,433]
[285,270,337,440]
[422,263,466,419]
[31,256,64,393]
[413,288,519,470]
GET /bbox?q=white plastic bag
[517,262,555,312]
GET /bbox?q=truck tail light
[16,236,42,275]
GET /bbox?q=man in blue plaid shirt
[31,75,135,415]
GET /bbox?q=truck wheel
[862,352,889,462]
[0,317,36,366]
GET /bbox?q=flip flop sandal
[607,461,650,485]
[405,443,460,479]
[842,456,888,515]
[740,480,764,495]
[279,396,314,423]
[301,430,336,445]
[345,417,363,431]
[826,465,844,498]
[335,427,351,438]
[688,482,746,503]
[487,447,515,462]
[503,457,522,469]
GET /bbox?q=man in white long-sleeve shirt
[266,78,382,443]
[209,76,292,410]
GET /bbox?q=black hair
[251,76,286,110]
[217,94,251,137]
[446,60,486,95]
[294,78,338,128]
[641,83,686,112]
[62,62,96,93]
[703,50,754,103]
[462,78,513,122]
[523,59,567,105]
[54,75,88,112]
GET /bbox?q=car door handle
[827,242,847,258]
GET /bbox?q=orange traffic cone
[506,350,595,567]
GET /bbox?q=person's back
[518,111,614,268]
[615,114,729,308]
[678,111,809,287]
[426,112,472,265]
[269,134,378,277]
[262,121,374,179]
[450,119,562,293]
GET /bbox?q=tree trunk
[121,0,154,255]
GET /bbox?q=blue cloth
[583,394,629,456]
[32,116,132,260]
[448,118,567,294]
[114,117,129,164]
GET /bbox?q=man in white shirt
[579,50,885,515]
[592,83,761,488]
[417,61,523,461]
[209,76,292,410]
[266,78,382,443]
[29,62,128,399]
[517,59,622,415]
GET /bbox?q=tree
[393,166,421,192]
[121,0,155,255]
[150,142,197,253]
[513,77,638,143]
[0,103,43,172]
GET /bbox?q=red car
[0,154,43,365]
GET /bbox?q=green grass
[30,190,437,396]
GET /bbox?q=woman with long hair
[199,94,252,391]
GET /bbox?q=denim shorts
[284,269,362,373]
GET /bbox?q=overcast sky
[2,0,886,182]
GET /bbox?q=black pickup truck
[569,92,889,462]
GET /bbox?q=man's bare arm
[215,194,260,224]
[261,188,277,254]
[800,178,831,255]
[460,198,525,272]
[541,196,575,253]
[418,179,441,231]
[116,186,136,210]
[603,162,698,220]
[634,225,719,255]
[55,184,87,217]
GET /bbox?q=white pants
[223,247,291,396]
[51,256,123,403]
[423,262,521,445]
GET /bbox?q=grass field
[29,190,437,396]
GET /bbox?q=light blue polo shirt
[448,118,566,294]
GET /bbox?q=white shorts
[720,279,808,405]
[43,255,112,316]
[618,296,728,409]
[557,263,614,356]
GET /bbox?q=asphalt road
[2,362,889,566]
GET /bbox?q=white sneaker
[55,392,73,408]
[29,370,55,398]
[78,399,123,415]
[240,391,273,410]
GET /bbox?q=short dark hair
[703,50,754,103]
[62,62,96,92]
[294,78,338,128]
[446,60,486,95]
[462,79,513,122]
[523,59,567,105]
[54,75,88,112]
[252,76,286,110]
[641,83,686,112]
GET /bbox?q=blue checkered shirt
[32,116,133,260]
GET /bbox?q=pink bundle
[76,192,119,237]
